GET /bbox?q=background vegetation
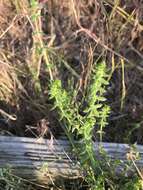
[0,0,143,189]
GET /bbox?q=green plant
[28,0,54,94]
[50,61,110,189]
[119,176,143,190]
[0,167,24,190]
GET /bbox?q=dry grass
[0,0,143,148]
[0,0,143,189]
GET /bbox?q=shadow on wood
[0,136,143,186]
[0,136,82,187]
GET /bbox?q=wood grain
[0,136,142,185]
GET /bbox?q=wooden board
[0,136,142,185]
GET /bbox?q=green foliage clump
[50,62,110,189]
[120,177,143,190]
[0,168,24,190]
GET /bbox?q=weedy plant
[0,167,24,190]
[50,62,111,189]
[0,0,143,189]
[0,167,48,190]
[50,61,143,190]
[28,0,54,95]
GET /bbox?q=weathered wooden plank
[0,136,81,186]
[0,136,142,185]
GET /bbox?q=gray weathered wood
[0,136,81,185]
[0,136,143,185]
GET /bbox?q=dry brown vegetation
[0,0,143,142]
[0,0,143,189]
